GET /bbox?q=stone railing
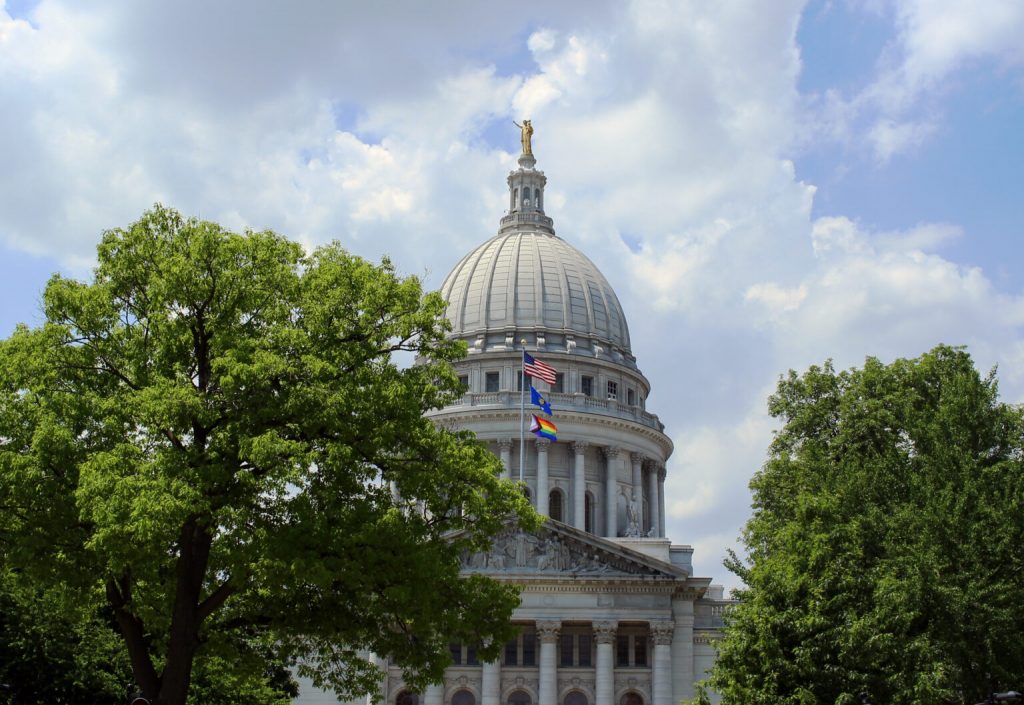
[442,390,665,432]
[499,212,554,231]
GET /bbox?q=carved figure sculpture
[513,119,534,155]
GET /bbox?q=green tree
[0,569,131,704]
[710,346,1024,705]
[0,206,535,705]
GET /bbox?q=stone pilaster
[537,621,561,705]
[423,684,443,705]
[482,658,501,705]
[572,441,588,531]
[602,447,621,538]
[367,652,387,705]
[671,597,695,704]
[497,438,513,482]
[536,438,551,517]
[651,621,674,705]
[594,621,617,705]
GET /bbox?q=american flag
[523,351,557,385]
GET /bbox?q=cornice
[425,407,673,457]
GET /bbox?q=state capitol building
[297,134,731,705]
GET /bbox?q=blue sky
[1,0,1022,588]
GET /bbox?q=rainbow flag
[530,414,557,441]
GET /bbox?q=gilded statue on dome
[513,119,533,155]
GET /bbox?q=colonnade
[496,439,666,538]
[420,620,679,705]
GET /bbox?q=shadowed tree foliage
[0,206,535,705]
[708,346,1024,705]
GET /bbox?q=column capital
[602,445,621,460]
[658,465,667,482]
[536,620,561,643]
[535,437,551,451]
[630,451,647,466]
[572,440,589,454]
[650,620,675,645]
[642,457,659,471]
[593,620,617,644]
[497,438,513,451]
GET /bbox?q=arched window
[536,189,543,209]
[619,694,643,705]
[397,692,419,705]
[508,690,532,705]
[549,488,564,522]
[564,692,588,705]
[523,187,531,207]
[584,491,594,534]
[513,188,518,210]
[453,691,476,705]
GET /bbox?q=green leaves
[0,206,535,705]
[711,346,1024,705]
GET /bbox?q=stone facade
[294,145,732,705]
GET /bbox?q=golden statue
[513,119,533,155]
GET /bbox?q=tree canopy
[0,206,535,705]
[708,346,1024,705]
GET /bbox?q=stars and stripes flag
[523,351,557,385]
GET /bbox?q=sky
[1,0,1023,591]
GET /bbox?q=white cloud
[0,0,1021,595]
[807,0,1024,160]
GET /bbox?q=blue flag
[530,385,552,415]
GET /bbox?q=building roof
[439,149,633,364]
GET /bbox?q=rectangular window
[485,371,500,393]
[466,644,479,666]
[522,632,536,666]
[607,381,618,401]
[633,636,647,667]
[504,639,518,666]
[627,388,635,405]
[581,375,593,396]
[616,635,630,667]
[449,642,463,665]
[578,634,592,667]
[458,375,469,391]
[552,372,564,393]
[560,633,574,667]
[517,370,524,392]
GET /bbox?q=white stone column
[572,441,587,530]
[498,439,513,482]
[536,438,551,517]
[647,460,660,538]
[423,684,444,705]
[671,596,695,705]
[651,621,674,705]
[603,446,620,538]
[629,452,644,536]
[658,466,666,537]
[594,621,617,705]
[537,621,561,705]
[482,658,501,705]
[631,452,644,500]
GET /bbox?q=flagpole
[519,341,526,484]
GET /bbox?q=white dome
[439,229,632,359]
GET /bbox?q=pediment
[459,520,685,580]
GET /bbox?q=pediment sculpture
[460,528,664,576]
